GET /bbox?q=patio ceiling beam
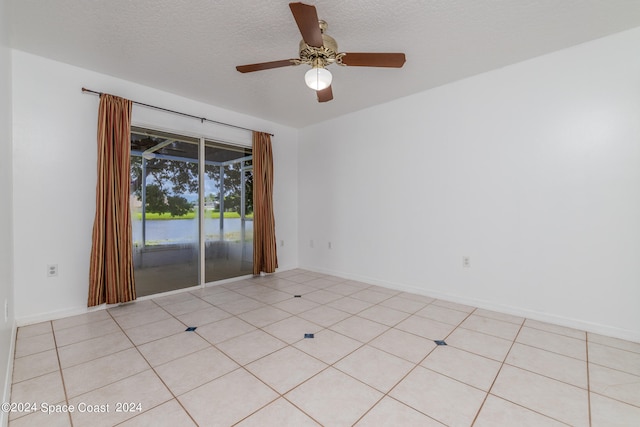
[221,155,253,167]
[141,139,174,159]
[132,151,251,168]
[133,151,217,166]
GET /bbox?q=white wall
[299,27,640,341]
[0,0,15,423]
[12,51,298,323]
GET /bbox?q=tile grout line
[523,323,586,340]
[7,322,64,425]
[254,283,494,425]
[498,361,590,394]
[10,270,640,425]
[492,323,591,391]
[132,280,608,424]
[160,274,428,424]
[51,320,74,427]
[469,315,525,426]
[231,364,326,427]
[583,346,640,377]
[105,307,200,427]
[510,339,587,364]
[124,277,634,423]
[469,317,578,426]
[147,288,318,426]
[224,283,404,425]
[173,296,329,426]
[274,396,325,427]
[349,306,472,426]
[136,298,262,427]
[17,288,386,422]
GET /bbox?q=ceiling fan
[236,2,406,103]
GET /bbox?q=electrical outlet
[328,241,332,249]
[310,239,314,248]
[280,240,284,247]
[462,256,470,268]
[47,264,58,277]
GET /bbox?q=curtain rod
[81,87,274,137]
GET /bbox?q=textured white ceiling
[9,0,640,128]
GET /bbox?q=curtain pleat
[252,131,278,275]
[88,94,136,306]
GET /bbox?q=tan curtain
[252,131,278,274]
[88,94,136,306]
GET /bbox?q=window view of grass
[135,211,254,220]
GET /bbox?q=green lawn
[135,211,253,220]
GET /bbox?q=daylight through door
[130,127,253,296]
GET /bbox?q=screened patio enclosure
[130,127,253,297]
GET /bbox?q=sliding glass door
[130,127,252,296]
[204,140,253,282]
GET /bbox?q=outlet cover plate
[47,264,58,277]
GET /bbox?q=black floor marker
[434,340,447,346]
[185,327,197,332]
[304,333,314,339]
[294,295,302,298]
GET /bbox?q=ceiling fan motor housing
[235,3,406,103]
[296,21,344,68]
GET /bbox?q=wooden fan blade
[340,53,406,68]
[236,59,297,73]
[317,85,333,103]
[289,2,323,47]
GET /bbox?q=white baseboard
[1,319,17,427]
[300,264,640,343]
[16,264,638,342]
[15,274,257,327]
[275,265,298,273]
[16,305,107,328]
[203,274,253,287]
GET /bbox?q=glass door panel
[130,128,200,296]
[204,140,253,282]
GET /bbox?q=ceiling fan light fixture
[304,66,332,90]
[235,3,406,102]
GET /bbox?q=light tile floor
[8,269,640,426]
